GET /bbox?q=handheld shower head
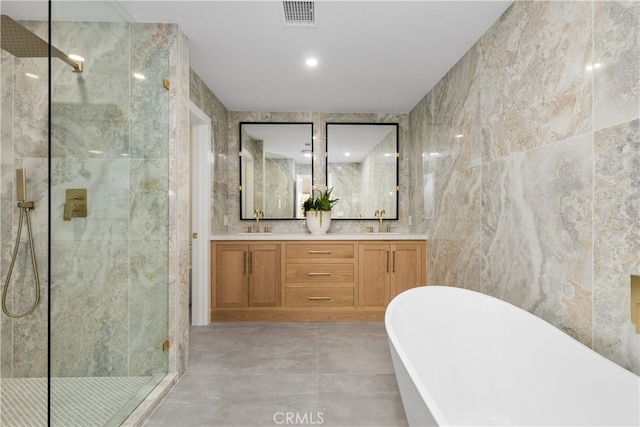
[16,168,26,202]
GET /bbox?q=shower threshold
[1,374,164,427]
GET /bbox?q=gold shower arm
[1,14,83,73]
[52,49,83,73]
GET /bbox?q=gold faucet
[253,209,264,233]
[374,209,385,232]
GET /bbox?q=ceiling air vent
[282,1,315,25]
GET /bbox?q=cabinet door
[249,244,281,307]
[358,244,390,306]
[215,244,248,308]
[391,243,424,297]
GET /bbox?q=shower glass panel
[0,1,50,425]
[49,1,170,426]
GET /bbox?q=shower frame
[0,0,188,424]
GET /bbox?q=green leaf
[301,187,339,215]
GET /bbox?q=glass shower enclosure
[1,1,170,425]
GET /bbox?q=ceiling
[2,0,513,113]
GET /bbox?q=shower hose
[2,202,40,318]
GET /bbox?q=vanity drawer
[285,243,355,260]
[285,263,354,283]
[285,287,354,307]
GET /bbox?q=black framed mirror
[239,122,314,219]
[326,123,399,219]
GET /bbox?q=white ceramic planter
[305,210,331,234]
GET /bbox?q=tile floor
[145,322,408,427]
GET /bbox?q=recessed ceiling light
[133,73,145,80]
[344,152,350,157]
[25,73,39,79]
[305,57,318,67]
[455,134,464,138]
[585,63,602,71]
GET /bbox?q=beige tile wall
[409,0,640,374]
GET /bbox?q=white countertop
[210,233,427,241]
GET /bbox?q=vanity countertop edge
[210,233,427,241]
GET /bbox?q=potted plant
[302,188,339,234]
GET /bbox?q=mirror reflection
[240,122,314,219]
[326,123,398,219]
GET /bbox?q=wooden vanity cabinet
[391,243,426,296]
[248,244,281,307]
[213,243,280,308]
[283,242,356,308]
[211,239,426,321]
[358,242,425,307]
[358,244,390,306]
[214,243,247,308]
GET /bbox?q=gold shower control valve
[63,189,87,221]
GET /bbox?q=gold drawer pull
[308,250,331,254]
[308,296,331,300]
[308,272,331,276]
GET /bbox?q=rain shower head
[1,14,83,72]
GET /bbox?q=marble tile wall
[359,131,398,218]
[188,70,229,235]
[264,158,296,218]
[593,120,640,374]
[50,20,131,378]
[241,135,265,216]
[1,18,190,379]
[49,20,178,377]
[1,21,52,379]
[409,0,640,374]
[171,24,192,379]
[327,130,396,219]
[328,163,361,218]
[226,112,409,234]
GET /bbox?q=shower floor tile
[0,378,46,427]
[1,375,155,427]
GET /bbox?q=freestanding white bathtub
[385,286,640,426]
